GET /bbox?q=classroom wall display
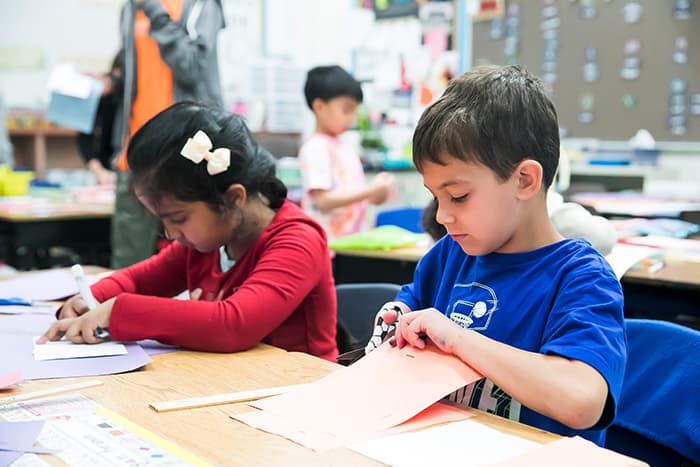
[471,1,700,142]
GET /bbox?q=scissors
[337,305,404,366]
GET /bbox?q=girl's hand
[38,298,116,344]
[58,294,92,319]
[394,308,462,354]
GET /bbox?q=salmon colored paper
[233,342,482,450]
[0,370,22,389]
[235,402,473,452]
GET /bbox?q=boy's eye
[169,217,187,225]
[450,194,468,203]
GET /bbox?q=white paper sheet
[46,64,94,98]
[349,419,540,467]
[604,243,657,279]
[33,338,127,361]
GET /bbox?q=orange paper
[235,402,473,452]
[489,436,643,467]
[233,343,482,450]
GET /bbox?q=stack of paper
[233,343,483,451]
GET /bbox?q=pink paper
[0,370,22,389]
[490,436,642,467]
[235,402,473,452]
[234,343,482,450]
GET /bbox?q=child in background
[39,102,338,361]
[299,65,395,240]
[374,65,626,444]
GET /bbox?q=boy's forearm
[450,330,608,430]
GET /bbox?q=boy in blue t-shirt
[373,65,626,445]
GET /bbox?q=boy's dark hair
[304,65,363,109]
[127,101,287,211]
[413,65,560,190]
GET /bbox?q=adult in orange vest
[105,0,224,268]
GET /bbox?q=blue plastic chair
[375,207,424,234]
[604,319,700,466]
[335,282,401,354]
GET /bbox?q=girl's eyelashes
[450,194,469,203]
[169,217,188,225]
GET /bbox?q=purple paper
[0,449,23,465]
[0,420,45,463]
[0,270,82,302]
[137,339,180,356]
[0,314,152,380]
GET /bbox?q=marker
[71,264,109,340]
[71,264,99,309]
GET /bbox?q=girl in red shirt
[39,102,338,361]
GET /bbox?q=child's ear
[223,184,247,208]
[311,98,325,114]
[515,159,543,200]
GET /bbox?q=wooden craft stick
[149,383,306,412]
[0,380,104,406]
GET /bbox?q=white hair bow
[180,130,231,175]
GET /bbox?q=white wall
[0,0,121,108]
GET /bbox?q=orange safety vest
[115,0,183,171]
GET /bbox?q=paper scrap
[0,420,48,466]
[0,370,22,390]
[33,338,127,361]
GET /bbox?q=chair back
[335,282,401,354]
[604,319,700,466]
[375,207,424,233]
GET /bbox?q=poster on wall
[472,0,505,22]
[373,0,420,20]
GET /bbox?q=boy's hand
[38,298,116,345]
[367,172,395,205]
[394,308,460,354]
[364,301,409,354]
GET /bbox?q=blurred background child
[298,65,395,241]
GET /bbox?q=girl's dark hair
[126,101,287,211]
[413,65,560,189]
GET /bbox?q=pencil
[0,380,104,406]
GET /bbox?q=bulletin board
[471,1,700,142]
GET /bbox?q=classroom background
[1,0,699,264]
[1,2,700,465]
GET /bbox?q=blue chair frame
[335,282,402,354]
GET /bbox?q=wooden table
[5,345,571,466]
[0,198,113,270]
